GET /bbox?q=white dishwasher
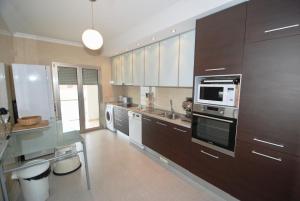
[128,111,144,149]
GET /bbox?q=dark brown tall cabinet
[194,3,246,75]
[235,0,300,200]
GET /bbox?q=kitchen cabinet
[142,115,191,170]
[246,0,300,43]
[194,3,246,76]
[144,43,159,86]
[122,52,133,85]
[113,55,123,85]
[190,142,236,196]
[111,57,118,85]
[113,106,129,135]
[159,36,180,86]
[179,30,195,87]
[132,48,145,86]
[234,140,299,201]
[237,35,300,157]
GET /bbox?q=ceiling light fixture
[171,29,176,33]
[82,0,103,50]
[152,37,156,41]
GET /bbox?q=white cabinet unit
[144,43,159,86]
[111,57,118,85]
[159,36,180,86]
[116,55,123,85]
[122,52,133,85]
[179,30,195,87]
[132,48,145,86]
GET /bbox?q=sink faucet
[170,99,175,115]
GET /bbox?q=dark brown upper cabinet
[237,35,300,157]
[194,3,246,76]
[246,0,300,43]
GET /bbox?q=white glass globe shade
[82,29,103,50]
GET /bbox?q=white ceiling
[0,0,246,56]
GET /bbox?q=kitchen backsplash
[122,86,193,114]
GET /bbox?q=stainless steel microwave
[194,75,241,108]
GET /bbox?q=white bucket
[12,159,50,201]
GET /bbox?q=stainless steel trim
[193,113,233,123]
[156,121,167,127]
[251,150,282,162]
[142,117,152,121]
[253,138,284,148]
[204,68,226,72]
[191,138,235,157]
[203,79,234,83]
[200,150,219,159]
[264,24,299,33]
[173,127,187,133]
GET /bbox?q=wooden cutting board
[12,120,49,133]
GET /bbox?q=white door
[12,64,55,121]
[179,30,195,87]
[123,52,133,85]
[132,48,145,86]
[145,43,159,86]
[159,36,180,86]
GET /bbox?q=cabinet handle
[173,128,187,133]
[264,24,299,33]
[201,150,219,159]
[253,138,284,148]
[142,117,152,122]
[193,113,233,123]
[156,121,167,127]
[204,68,226,72]
[251,150,282,162]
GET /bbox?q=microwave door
[197,84,225,104]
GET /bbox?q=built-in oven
[194,75,241,107]
[192,99,239,157]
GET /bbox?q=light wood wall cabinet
[111,57,118,85]
[179,30,195,87]
[132,48,145,86]
[144,43,159,86]
[122,52,133,85]
[159,36,180,86]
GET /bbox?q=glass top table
[0,120,90,201]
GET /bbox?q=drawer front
[235,140,299,201]
[190,142,236,194]
[246,0,300,43]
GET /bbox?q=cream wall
[123,86,193,114]
[0,16,13,64]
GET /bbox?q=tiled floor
[16,129,234,201]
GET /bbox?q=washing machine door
[106,110,112,123]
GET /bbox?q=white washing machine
[105,104,115,132]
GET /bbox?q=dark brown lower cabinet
[234,140,299,201]
[142,115,191,170]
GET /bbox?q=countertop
[110,103,192,129]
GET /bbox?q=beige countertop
[111,104,191,129]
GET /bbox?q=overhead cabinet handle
[264,24,299,33]
[201,150,219,159]
[173,127,187,133]
[251,150,282,162]
[156,121,167,127]
[253,138,284,148]
[204,68,226,72]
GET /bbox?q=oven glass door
[192,113,236,151]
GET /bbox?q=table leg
[82,140,91,190]
[0,166,9,201]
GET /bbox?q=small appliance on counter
[117,96,133,107]
[182,97,193,122]
[192,75,241,157]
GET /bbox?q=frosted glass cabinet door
[159,36,180,86]
[123,52,133,85]
[116,55,123,85]
[132,48,145,86]
[111,57,118,85]
[145,43,159,86]
[179,30,195,87]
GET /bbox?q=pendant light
[82,0,103,50]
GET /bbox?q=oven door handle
[193,113,234,123]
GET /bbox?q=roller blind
[83,69,98,85]
[58,67,78,85]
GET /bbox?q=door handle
[264,24,299,33]
[204,68,226,72]
[173,128,187,133]
[251,150,282,162]
[253,138,284,148]
[200,150,219,159]
[156,121,167,127]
